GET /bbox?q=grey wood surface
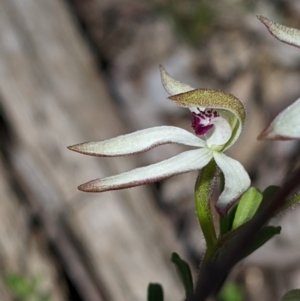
[0,0,184,300]
[0,155,69,301]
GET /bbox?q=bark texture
[0,0,183,300]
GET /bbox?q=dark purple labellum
[191,109,219,136]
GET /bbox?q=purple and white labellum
[190,107,232,149]
[191,108,219,135]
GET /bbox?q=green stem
[194,159,218,250]
[196,240,220,297]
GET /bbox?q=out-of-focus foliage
[281,289,300,301]
[147,283,164,301]
[4,274,50,301]
[219,282,244,301]
[152,0,216,45]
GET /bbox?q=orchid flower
[258,16,300,140]
[68,67,250,215]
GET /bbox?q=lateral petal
[78,148,213,192]
[213,152,251,216]
[160,65,195,95]
[258,97,300,140]
[68,126,206,157]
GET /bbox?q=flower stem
[194,159,217,250]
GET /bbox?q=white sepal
[213,152,251,216]
[258,97,300,140]
[258,15,300,49]
[68,126,206,157]
[79,148,213,192]
[160,65,195,95]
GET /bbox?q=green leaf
[171,252,194,297]
[215,225,281,274]
[281,289,300,301]
[262,185,280,201]
[232,187,263,229]
[259,185,281,211]
[147,283,163,301]
[219,205,237,237]
[242,226,281,259]
[260,186,300,216]
[219,171,237,237]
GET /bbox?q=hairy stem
[194,159,217,250]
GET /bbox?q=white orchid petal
[68,126,206,157]
[258,15,300,49]
[258,97,300,140]
[159,65,195,95]
[213,152,251,216]
[206,117,232,149]
[79,148,213,192]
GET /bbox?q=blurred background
[1,0,300,300]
